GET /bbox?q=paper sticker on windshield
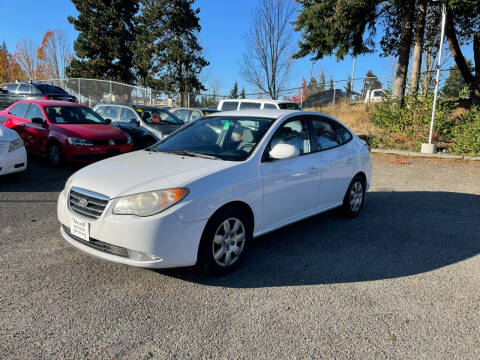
[223,120,230,130]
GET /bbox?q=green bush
[370,93,456,135]
[451,107,480,155]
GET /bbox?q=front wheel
[341,175,365,218]
[47,143,64,167]
[197,208,252,275]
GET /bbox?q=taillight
[42,96,52,100]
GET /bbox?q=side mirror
[104,118,112,125]
[269,143,299,160]
[130,118,140,126]
[31,117,46,125]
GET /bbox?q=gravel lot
[1,153,479,359]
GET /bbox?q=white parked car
[364,89,386,103]
[0,118,27,175]
[218,99,302,111]
[58,110,371,275]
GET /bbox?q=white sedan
[58,110,371,275]
[0,120,27,175]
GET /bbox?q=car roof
[220,99,298,104]
[207,109,298,118]
[15,100,84,107]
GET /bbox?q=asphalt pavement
[1,154,479,359]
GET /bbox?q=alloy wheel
[349,181,363,212]
[212,217,246,267]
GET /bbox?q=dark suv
[0,81,77,109]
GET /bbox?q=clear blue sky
[0,0,470,96]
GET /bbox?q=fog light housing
[127,249,163,261]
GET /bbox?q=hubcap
[212,217,246,267]
[349,181,363,212]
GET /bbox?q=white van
[217,99,302,111]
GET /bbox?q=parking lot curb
[371,148,480,161]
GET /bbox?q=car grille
[63,225,129,258]
[69,187,109,220]
[92,139,128,145]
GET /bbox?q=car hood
[70,150,235,198]
[0,124,20,142]
[53,124,127,139]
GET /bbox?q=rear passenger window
[270,119,311,155]
[263,103,277,110]
[221,101,239,111]
[239,102,261,110]
[5,84,18,92]
[310,118,351,150]
[8,102,29,118]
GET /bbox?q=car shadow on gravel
[0,156,84,193]
[160,191,480,287]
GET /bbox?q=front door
[23,103,49,153]
[261,118,320,230]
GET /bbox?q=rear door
[6,102,31,149]
[307,115,354,209]
[24,103,49,152]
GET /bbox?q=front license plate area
[71,218,89,241]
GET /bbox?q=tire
[197,207,252,276]
[47,143,64,167]
[341,175,366,218]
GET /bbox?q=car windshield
[134,106,183,125]
[45,106,106,124]
[152,116,275,161]
[36,84,69,95]
[278,102,301,110]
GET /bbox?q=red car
[0,100,133,166]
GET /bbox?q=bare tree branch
[240,0,296,99]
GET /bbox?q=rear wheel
[47,143,64,167]
[198,207,252,275]
[341,175,365,218]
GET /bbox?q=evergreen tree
[66,0,138,83]
[329,77,334,91]
[138,0,209,105]
[240,88,246,98]
[442,61,472,98]
[319,70,326,91]
[230,82,239,98]
[344,75,352,97]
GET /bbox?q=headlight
[127,135,133,144]
[8,138,23,152]
[67,137,93,146]
[113,188,189,217]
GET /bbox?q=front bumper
[57,188,206,268]
[0,146,27,175]
[65,144,133,163]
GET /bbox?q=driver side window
[269,119,311,155]
[120,108,137,123]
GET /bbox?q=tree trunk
[473,31,480,103]
[410,0,426,95]
[393,0,415,102]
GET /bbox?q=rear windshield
[36,84,69,95]
[45,106,106,124]
[221,101,239,111]
[278,102,301,110]
[239,102,261,110]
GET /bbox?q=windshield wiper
[166,150,221,160]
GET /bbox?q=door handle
[308,167,319,174]
[346,157,354,164]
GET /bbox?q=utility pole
[421,0,447,154]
